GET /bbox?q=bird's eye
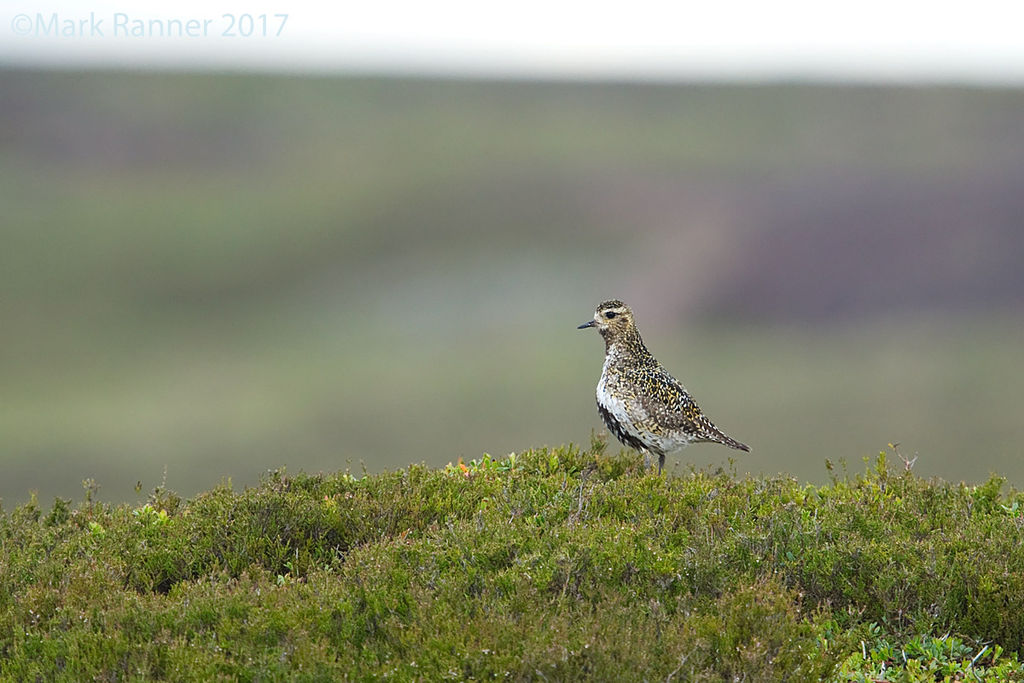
[604,311,617,319]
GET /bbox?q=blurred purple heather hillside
[2,71,1023,503]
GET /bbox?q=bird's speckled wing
[630,365,705,432]
[631,364,750,451]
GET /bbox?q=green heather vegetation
[3,443,1024,681]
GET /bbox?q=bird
[578,299,749,474]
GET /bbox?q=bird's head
[577,299,636,342]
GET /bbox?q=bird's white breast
[596,356,649,447]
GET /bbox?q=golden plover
[578,299,749,474]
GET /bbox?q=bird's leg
[658,453,665,475]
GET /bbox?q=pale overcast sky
[3,0,1024,83]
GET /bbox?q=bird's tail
[710,427,750,452]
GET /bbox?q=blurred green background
[3,69,1023,504]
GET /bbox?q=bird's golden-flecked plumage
[578,300,749,473]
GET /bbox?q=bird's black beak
[577,320,597,329]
